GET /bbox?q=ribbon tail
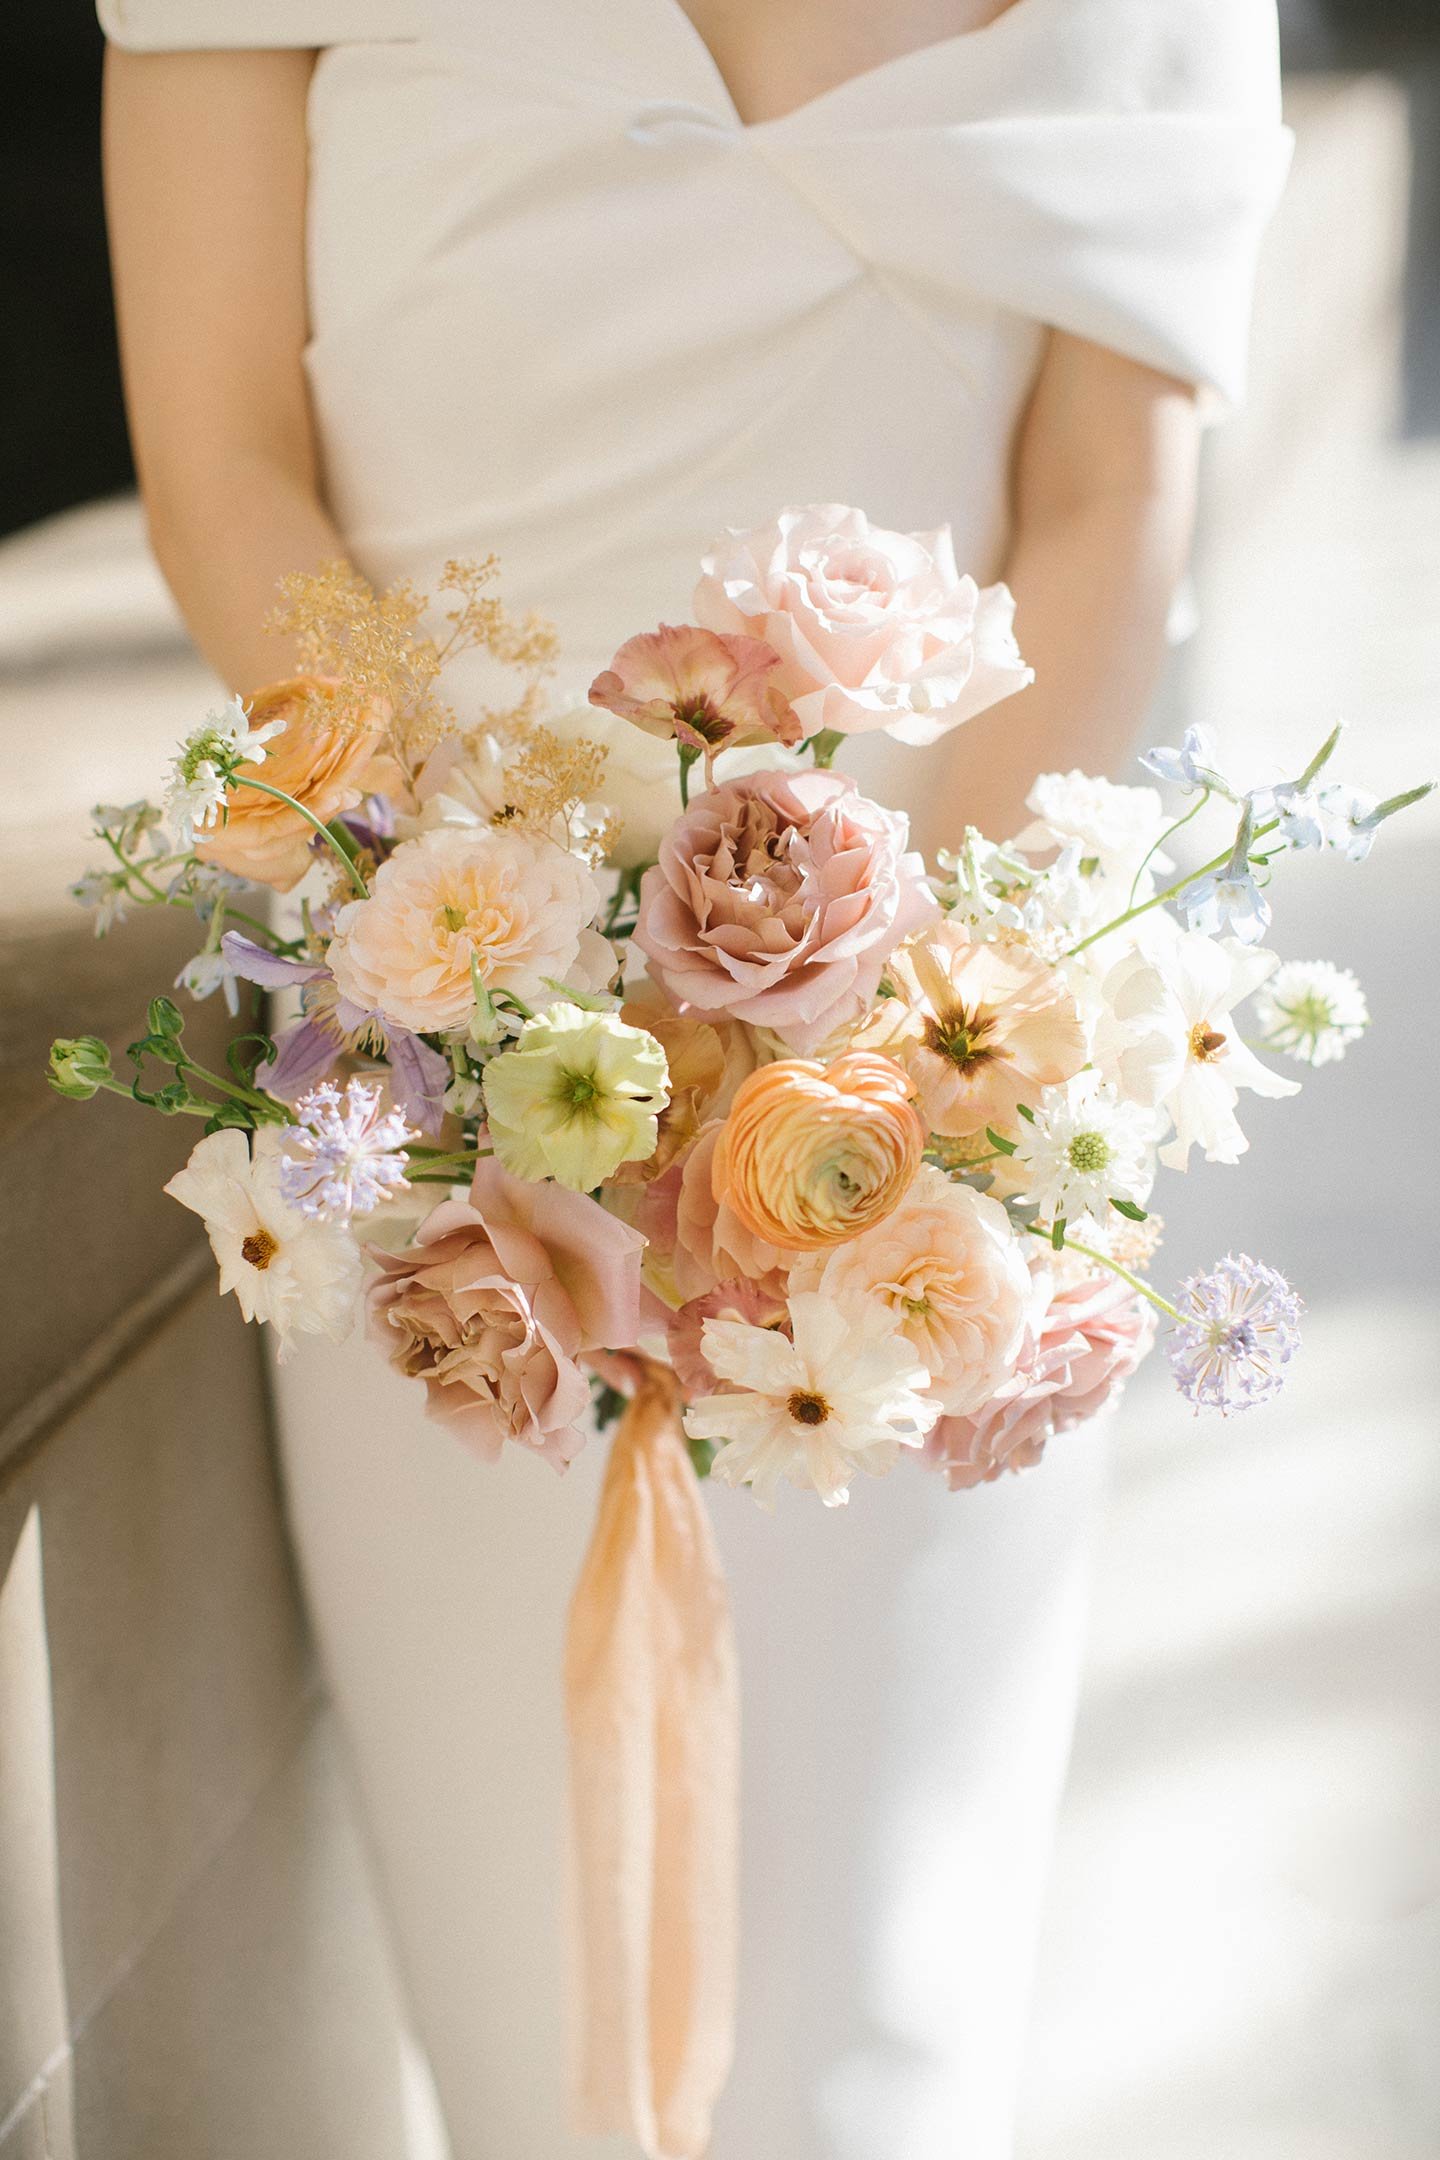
[563,1374,739,2160]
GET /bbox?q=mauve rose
[693,504,1031,746]
[632,766,935,1054]
[927,1263,1155,1489]
[366,1157,643,1470]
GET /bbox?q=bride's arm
[923,330,1202,850]
[103,46,342,692]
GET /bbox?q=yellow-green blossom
[482,1004,669,1190]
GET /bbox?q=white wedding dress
[100,3,1289,2153]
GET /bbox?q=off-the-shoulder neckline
[656,0,1042,133]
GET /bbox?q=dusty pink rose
[632,766,935,1054]
[927,1264,1155,1488]
[636,1121,787,1306]
[588,623,801,758]
[693,503,1031,746]
[366,1157,643,1470]
[666,1278,790,1399]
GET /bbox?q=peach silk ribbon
[563,1358,740,2160]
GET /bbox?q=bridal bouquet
[49,505,1429,2157]
[51,505,1426,1494]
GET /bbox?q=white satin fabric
[101,3,1289,2153]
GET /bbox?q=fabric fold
[564,1361,740,2160]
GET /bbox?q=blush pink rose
[366,1157,644,1470]
[927,1264,1155,1489]
[693,503,1032,746]
[631,766,935,1054]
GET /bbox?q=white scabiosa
[164,1127,362,1357]
[163,695,286,846]
[685,1291,937,1509]
[1251,959,1368,1067]
[1010,1074,1157,1232]
[482,1003,669,1189]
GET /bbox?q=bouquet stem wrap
[564,1360,740,2160]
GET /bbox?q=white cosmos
[163,1126,362,1357]
[685,1291,937,1509]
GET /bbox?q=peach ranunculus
[712,1052,924,1253]
[632,766,934,1056]
[366,1156,644,1470]
[926,1262,1155,1488]
[195,675,400,891]
[326,823,608,1037]
[609,988,760,1186]
[788,1166,1030,1415]
[858,920,1087,1140]
[693,504,1031,746]
[588,623,802,760]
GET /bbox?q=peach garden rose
[326,822,609,1036]
[788,1167,1030,1416]
[693,503,1031,746]
[195,675,400,891]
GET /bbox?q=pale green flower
[482,1004,669,1190]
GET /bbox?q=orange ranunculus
[196,676,400,892]
[711,1051,924,1253]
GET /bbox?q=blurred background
[1,4,1437,2156]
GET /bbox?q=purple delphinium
[1166,1253,1303,1414]
[280,1078,416,1222]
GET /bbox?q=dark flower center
[923,1003,1000,1070]
[787,1389,830,1426]
[241,1229,278,1270]
[1189,1023,1228,1063]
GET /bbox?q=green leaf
[1050,1217,1067,1251]
[1016,1102,1036,1124]
[204,1099,258,1134]
[685,1433,717,1481]
[984,1126,1018,1157]
[808,729,846,770]
[1109,1198,1149,1222]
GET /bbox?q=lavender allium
[1166,1253,1303,1414]
[280,1078,417,1222]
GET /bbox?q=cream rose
[326,823,607,1036]
[693,503,1031,746]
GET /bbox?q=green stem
[1066,816,1281,958]
[233,777,369,897]
[1126,788,1210,911]
[178,1055,288,1119]
[1025,1221,1179,1320]
[98,829,301,952]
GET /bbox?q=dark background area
[2,0,1438,544]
